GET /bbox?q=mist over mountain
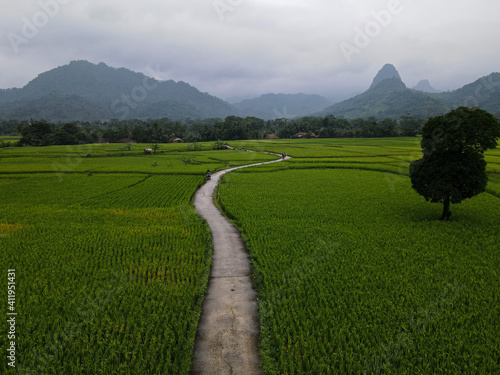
[233,93,332,119]
[317,65,448,119]
[0,61,240,121]
[413,80,441,93]
[0,61,499,123]
[317,65,500,119]
[369,64,403,90]
[434,73,500,115]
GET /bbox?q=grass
[0,136,20,143]
[1,137,498,374]
[229,138,500,198]
[0,175,212,374]
[0,143,279,374]
[0,142,277,175]
[218,167,500,374]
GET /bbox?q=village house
[259,133,280,139]
[169,137,184,143]
[291,132,318,139]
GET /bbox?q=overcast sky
[1,0,499,102]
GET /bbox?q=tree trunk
[440,196,451,221]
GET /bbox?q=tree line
[4,115,425,147]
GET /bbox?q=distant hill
[318,65,449,119]
[2,61,499,122]
[318,64,500,119]
[233,93,332,119]
[433,73,500,116]
[0,60,240,121]
[413,79,440,93]
[369,63,402,89]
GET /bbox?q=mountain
[434,73,500,116]
[413,79,440,93]
[233,93,332,119]
[0,60,240,121]
[318,65,449,119]
[2,61,499,122]
[369,64,402,89]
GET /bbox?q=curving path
[190,154,289,375]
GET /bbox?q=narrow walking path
[190,154,289,375]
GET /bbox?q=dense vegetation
[218,139,500,374]
[228,138,500,199]
[410,107,500,220]
[5,114,424,147]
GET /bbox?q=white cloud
[1,0,499,100]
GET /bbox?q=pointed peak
[370,64,403,89]
[413,79,440,93]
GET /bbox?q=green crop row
[218,168,500,374]
[230,138,500,198]
[0,172,212,374]
[2,137,498,373]
[0,147,277,175]
[0,143,280,374]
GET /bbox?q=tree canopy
[421,106,500,154]
[11,114,426,147]
[410,107,500,220]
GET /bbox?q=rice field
[220,138,500,374]
[230,138,500,197]
[0,142,275,374]
[1,137,499,374]
[218,167,500,374]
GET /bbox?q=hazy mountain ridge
[413,79,440,93]
[318,65,500,119]
[433,73,500,113]
[0,61,240,121]
[0,61,499,122]
[318,65,448,119]
[233,93,332,119]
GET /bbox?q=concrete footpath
[190,155,287,375]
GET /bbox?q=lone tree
[410,107,500,220]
